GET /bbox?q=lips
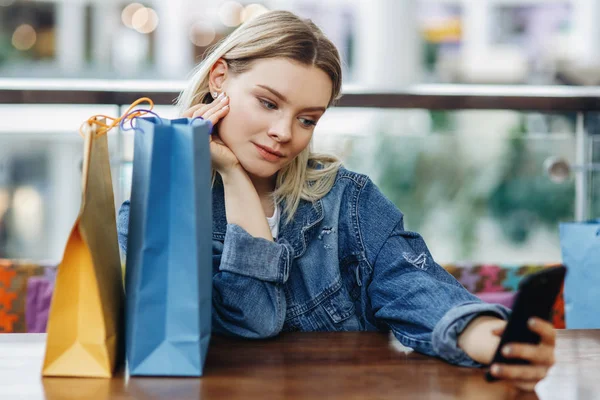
[254,143,284,162]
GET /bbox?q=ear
[208,58,228,95]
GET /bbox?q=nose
[267,116,293,143]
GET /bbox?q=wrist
[219,164,247,185]
[458,316,504,365]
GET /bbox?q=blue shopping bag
[125,116,212,376]
[559,219,600,329]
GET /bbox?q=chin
[239,159,280,179]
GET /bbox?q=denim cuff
[220,224,294,284]
[432,302,511,367]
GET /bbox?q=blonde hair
[177,10,343,223]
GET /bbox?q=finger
[492,326,505,337]
[186,93,226,119]
[528,318,556,346]
[513,381,538,392]
[192,104,215,120]
[501,343,555,366]
[190,104,214,120]
[183,102,209,118]
[207,105,230,127]
[200,95,229,121]
[490,363,549,382]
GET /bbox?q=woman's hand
[488,317,556,392]
[182,93,240,174]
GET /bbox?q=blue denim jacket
[117,167,509,367]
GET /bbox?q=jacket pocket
[322,287,356,324]
[286,280,361,332]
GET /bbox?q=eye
[259,98,277,110]
[299,117,317,128]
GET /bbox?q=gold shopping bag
[42,117,125,378]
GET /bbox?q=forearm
[212,269,286,338]
[221,167,273,241]
[212,223,294,338]
[457,316,504,365]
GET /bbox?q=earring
[212,92,218,99]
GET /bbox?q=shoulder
[331,166,369,188]
[332,167,395,208]
[329,166,404,225]
[326,167,404,261]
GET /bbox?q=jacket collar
[212,181,324,258]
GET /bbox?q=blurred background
[0,0,598,265]
[4,0,600,83]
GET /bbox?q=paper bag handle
[79,97,155,137]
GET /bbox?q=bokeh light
[189,20,216,47]
[132,7,149,30]
[121,3,144,28]
[133,7,159,34]
[241,3,268,23]
[13,186,43,241]
[12,24,37,51]
[218,1,243,27]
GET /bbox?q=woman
[117,10,555,391]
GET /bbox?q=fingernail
[502,346,511,356]
[217,92,225,99]
[491,365,501,375]
[220,94,228,102]
[528,318,536,327]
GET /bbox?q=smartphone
[485,265,566,382]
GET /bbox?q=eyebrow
[257,84,326,113]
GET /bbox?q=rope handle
[78,97,155,137]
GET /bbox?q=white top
[266,205,280,239]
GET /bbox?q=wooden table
[1,330,598,400]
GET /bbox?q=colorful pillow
[443,264,565,329]
[0,260,57,333]
[25,266,56,333]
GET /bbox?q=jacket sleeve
[211,223,293,338]
[357,181,510,367]
[117,200,292,339]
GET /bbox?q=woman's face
[215,57,333,179]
